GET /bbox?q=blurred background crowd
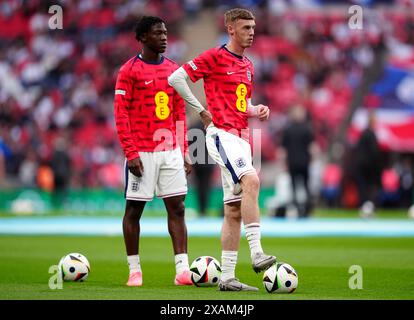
[0,0,413,216]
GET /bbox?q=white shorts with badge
[124,148,187,201]
[205,124,256,204]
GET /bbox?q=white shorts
[205,124,256,204]
[124,148,187,201]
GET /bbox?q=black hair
[134,16,165,42]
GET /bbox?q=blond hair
[224,8,255,27]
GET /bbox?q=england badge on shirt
[247,69,251,82]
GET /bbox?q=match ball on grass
[190,256,221,287]
[58,253,90,282]
[263,262,298,293]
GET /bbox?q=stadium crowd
[0,0,188,189]
[0,0,413,209]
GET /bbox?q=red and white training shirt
[114,55,188,161]
[183,45,254,138]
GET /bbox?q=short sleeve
[182,48,217,82]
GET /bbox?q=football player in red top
[169,8,275,291]
[114,16,192,287]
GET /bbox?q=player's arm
[168,67,212,128]
[172,89,192,175]
[247,98,270,121]
[114,67,144,177]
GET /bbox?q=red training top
[183,45,254,140]
[114,55,188,161]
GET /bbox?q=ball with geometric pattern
[58,253,90,282]
[189,256,221,287]
[263,262,298,293]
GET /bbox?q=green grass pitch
[1,235,414,300]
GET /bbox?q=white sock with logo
[221,251,238,282]
[127,255,141,274]
[175,253,190,275]
[245,222,264,259]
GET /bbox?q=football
[263,262,298,293]
[189,256,221,287]
[58,253,91,282]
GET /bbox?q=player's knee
[241,174,260,194]
[230,214,241,224]
[224,202,242,223]
[224,212,241,226]
[168,201,185,218]
[124,200,144,219]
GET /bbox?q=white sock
[221,251,238,282]
[175,253,190,274]
[245,222,263,258]
[127,255,141,274]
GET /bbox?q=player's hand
[184,153,192,176]
[200,110,213,129]
[128,157,144,178]
[257,104,270,121]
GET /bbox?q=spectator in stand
[380,165,401,208]
[0,150,4,186]
[36,160,54,192]
[321,162,343,208]
[0,1,187,189]
[354,111,381,218]
[50,137,71,209]
[397,157,413,208]
[281,105,315,217]
[1,1,414,195]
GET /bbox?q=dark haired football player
[169,8,275,291]
[114,16,192,287]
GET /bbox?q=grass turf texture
[0,236,413,300]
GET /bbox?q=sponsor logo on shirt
[115,89,126,95]
[247,69,251,82]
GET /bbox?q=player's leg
[123,200,146,286]
[163,195,192,285]
[156,148,191,285]
[239,173,260,225]
[205,127,275,273]
[123,152,157,286]
[214,130,275,273]
[221,201,241,282]
[239,173,276,272]
[225,136,275,273]
[218,200,258,291]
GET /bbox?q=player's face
[144,22,168,53]
[232,19,255,48]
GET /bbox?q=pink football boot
[126,272,142,287]
[174,270,193,286]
